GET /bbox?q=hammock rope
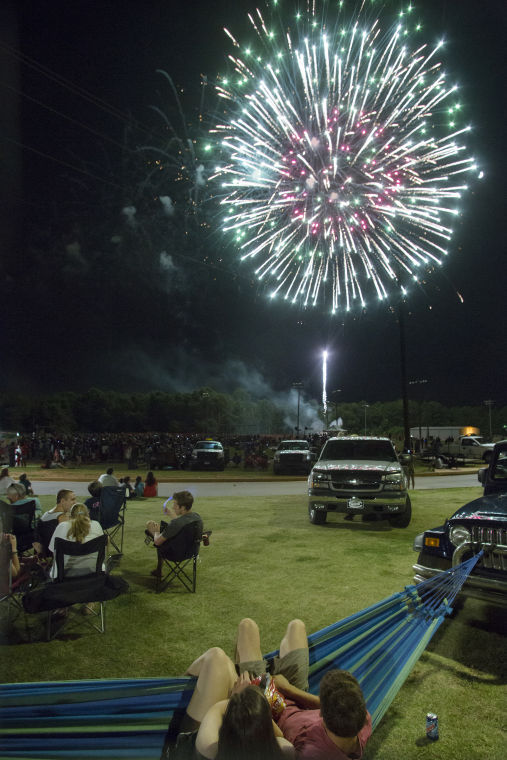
[0,553,482,759]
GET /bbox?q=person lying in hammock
[164,617,371,760]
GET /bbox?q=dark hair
[88,480,102,498]
[173,490,193,510]
[106,467,114,475]
[145,471,156,486]
[216,686,283,760]
[319,670,366,738]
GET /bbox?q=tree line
[0,389,504,439]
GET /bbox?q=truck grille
[197,452,219,462]
[331,471,382,491]
[281,454,304,464]
[470,524,507,572]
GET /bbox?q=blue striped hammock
[0,555,480,759]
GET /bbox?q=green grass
[2,485,505,760]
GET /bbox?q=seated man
[235,618,372,760]
[1,484,43,519]
[98,467,119,487]
[145,490,202,577]
[34,489,76,556]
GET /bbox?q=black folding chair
[23,534,128,641]
[156,523,211,594]
[0,540,24,623]
[12,501,37,554]
[98,486,127,557]
[34,517,59,558]
[0,501,13,534]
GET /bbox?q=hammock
[0,554,481,759]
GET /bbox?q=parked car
[273,440,313,475]
[190,440,225,471]
[413,440,507,606]
[308,436,411,527]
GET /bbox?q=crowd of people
[0,432,328,472]
[2,465,373,759]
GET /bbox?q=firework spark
[210,1,480,312]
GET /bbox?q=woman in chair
[48,503,103,579]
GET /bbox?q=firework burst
[210,0,480,311]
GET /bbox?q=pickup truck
[423,435,494,467]
[308,436,411,527]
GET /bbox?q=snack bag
[250,674,286,719]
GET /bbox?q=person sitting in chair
[48,503,104,579]
[145,490,202,578]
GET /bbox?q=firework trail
[210,0,480,312]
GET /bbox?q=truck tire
[388,497,412,528]
[434,457,444,469]
[309,507,327,525]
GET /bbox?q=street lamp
[363,403,369,435]
[292,382,304,437]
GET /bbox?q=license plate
[347,498,364,511]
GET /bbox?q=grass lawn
[2,485,505,760]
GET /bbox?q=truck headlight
[311,471,330,487]
[274,454,280,462]
[449,525,471,546]
[382,473,404,490]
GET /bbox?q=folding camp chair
[156,524,211,594]
[0,540,25,624]
[11,500,37,554]
[34,516,59,558]
[98,486,127,557]
[0,501,13,534]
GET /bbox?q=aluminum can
[426,713,439,741]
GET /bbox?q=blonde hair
[67,503,91,543]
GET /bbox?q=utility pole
[363,403,369,435]
[398,301,411,452]
[484,400,494,440]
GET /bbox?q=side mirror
[478,468,486,484]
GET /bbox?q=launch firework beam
[210,0,481,312]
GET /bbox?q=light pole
[409,379,428,451]
[292,382,304,437]
[363,403,369,435]
[484,400,494,440]
[331,389,342,429]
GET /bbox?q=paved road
[32,473,480,498]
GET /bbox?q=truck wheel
[434,457,444,469]
[388,497,412,528]
[309,507,327,525]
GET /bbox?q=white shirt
[49,520,104,579]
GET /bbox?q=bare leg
[235,618,263,666]
[279,619,307,658]
[185,647,237,723]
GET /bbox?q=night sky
[2,0,506,408]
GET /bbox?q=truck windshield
[197,442,221,450]
[280,442,309,450]
[321,440,397,462]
